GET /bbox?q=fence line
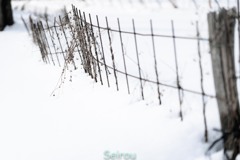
[28,5,233,142]
[29,6,219,97]
[38,7,215,94]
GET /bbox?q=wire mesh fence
[27,4,240,143]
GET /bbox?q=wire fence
[26,4,240,143]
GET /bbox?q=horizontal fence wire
[44,20,210,41]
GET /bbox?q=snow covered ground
[0,0,238,160]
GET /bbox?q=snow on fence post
[208,8,240,157]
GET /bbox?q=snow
[0,0,237,160]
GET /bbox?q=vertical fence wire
[69,5,83,67]
[34,22,45,63]
[106,17,119,91]
[40,21,55,66]
[96,15,110,87]
[66,13,77,70]
[83,12,96,81]
[59,16,70,55]
[117,18,130,94]
[73,7,84,64]
[83,12,92,76]
[150,20,161,105]
[171,20,183,121]
[79,10,89,73]
[132,19,144,100]
[53,19,68,69]
[74,8,84,64]
[83,12,90,75]
[46,20,61,67]
[89,13,103,85]
[196,21,208,142]
[37,22,50,64]
[29,16,36,44]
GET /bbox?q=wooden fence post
[208,8,240,157]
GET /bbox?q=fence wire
[27,4,238,143]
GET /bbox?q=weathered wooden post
[0,0,14,31]
[208,8,240,159]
